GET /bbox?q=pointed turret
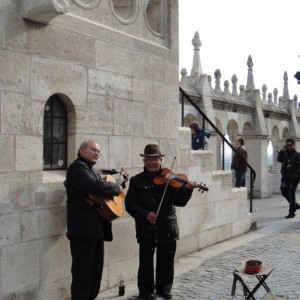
[190,31,203,76]
[282,71,290,100]
[246,55,255,91]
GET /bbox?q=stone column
[246,135,270,198]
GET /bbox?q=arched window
[43,95,67,170]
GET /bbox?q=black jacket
[65,157,120,240]
[191,129,210,150]
[125,168,193,244]
[231,145,248,171]
[277,149,300,182]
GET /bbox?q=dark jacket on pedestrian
[125,168,193,244]
[231,145,248,171]
[277,149,300,182]
[65,157,120,241]
[191,129,211,150]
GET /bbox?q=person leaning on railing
[189,121,211,150]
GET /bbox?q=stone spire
[262,84,267,102]
[246,55,255,91]
[214,69,222,94]
[282,71,290,100]
[231,75,238,96]
[190,31,203,76]
[180,68,188,85]
[273,88,278,105]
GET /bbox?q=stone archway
[183,113,197,127]
[227,119,238,142]
[282,127,289,138]
[243,121,252,135]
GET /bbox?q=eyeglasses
[286,144,294,147]
[90,147,100,154]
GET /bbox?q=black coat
[277,150,300,182]
[65,157,120,241]
[231,145,248,171]
[125,168,193,244]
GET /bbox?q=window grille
[43,95,67,170]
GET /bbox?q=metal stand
[231,264,274,300]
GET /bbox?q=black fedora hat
[140,144,165,157]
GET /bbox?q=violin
[153,168,209,193]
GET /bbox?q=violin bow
[156,156,176,220]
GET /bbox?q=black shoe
[285,213,295,219]
[296,203,300,210]
[139,294,156,300]
[157,292,172,299]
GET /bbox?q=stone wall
[0,1,251,299]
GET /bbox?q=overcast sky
[178,0,300,99]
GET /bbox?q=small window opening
[43,95,68,170]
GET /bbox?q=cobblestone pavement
[99,220,300,300]
[171,221,300,300]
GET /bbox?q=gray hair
[77,139,95,156]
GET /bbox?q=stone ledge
[21,0,69,24]
[42,170,66,184]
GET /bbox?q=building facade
[1,2,251,299]
[180,32,300,198]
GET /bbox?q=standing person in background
[64,140,128,300]
[189,121,211,150]
[277,138,300,218]
[125,144,197,300]
[231,137,248,188]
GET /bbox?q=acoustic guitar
[87,171,127,222]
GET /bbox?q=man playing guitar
[65,139,128,300]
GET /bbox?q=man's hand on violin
[146,212,157,224]
[185,181,198,189]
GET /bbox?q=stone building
[180,31,300,198]
[1,1,252,299]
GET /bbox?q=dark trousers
[280,179,299,214]
[138,241,176,296]
[235,169,246,187]
[70,237,104,300]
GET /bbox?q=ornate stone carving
[246,55,255,91]
[21,0,69,24]
[239,85,246,99]
[180,68,188,85]
[268,93,273,104]
[273,88,278,105]
[262,84,267,102]
[191,31,203,75]
[231,74,238,96]
[214,69,222,94]
[223,80,231,97]
[73,0,101,10]
[283,71,290,100]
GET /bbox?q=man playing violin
[125,144,197,300]
[65,139,128,300]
